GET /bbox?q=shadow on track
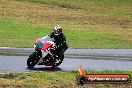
[26,67,62,71]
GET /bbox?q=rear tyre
[52,54,64,68]
[27,52,40,68]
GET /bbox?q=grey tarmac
[0,48,132,73]
[1,47,132,60]
[0,55,132,73]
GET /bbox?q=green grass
[0,19,52,47]
[0,71,76,88]
[0,70,132,88]
[0,0,132,48]
[17,0,132,7]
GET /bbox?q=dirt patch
[0,73,27,80]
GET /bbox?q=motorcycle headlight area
[36,41,44,49]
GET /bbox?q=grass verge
[0,0,132,48]
[0,70,132,88]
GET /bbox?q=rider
[49,25,68,57]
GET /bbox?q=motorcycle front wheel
[27,52,40,68]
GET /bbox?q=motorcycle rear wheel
[52,54,64,68]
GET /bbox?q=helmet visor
[54,29,61,35]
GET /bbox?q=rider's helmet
[54,25,62,36]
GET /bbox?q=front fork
[34,48,42,62]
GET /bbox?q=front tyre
[27,52,40,68]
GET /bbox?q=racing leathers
[49,32,68,56]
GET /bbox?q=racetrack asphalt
[1,47,132,72]
[1,47,132,60]
[1,55,132,72]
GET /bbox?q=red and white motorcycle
[27,35,64,68]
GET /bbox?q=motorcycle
[27,35,64,68]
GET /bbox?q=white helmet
[54,25,62,35]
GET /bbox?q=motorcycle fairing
[41,41,53,51]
